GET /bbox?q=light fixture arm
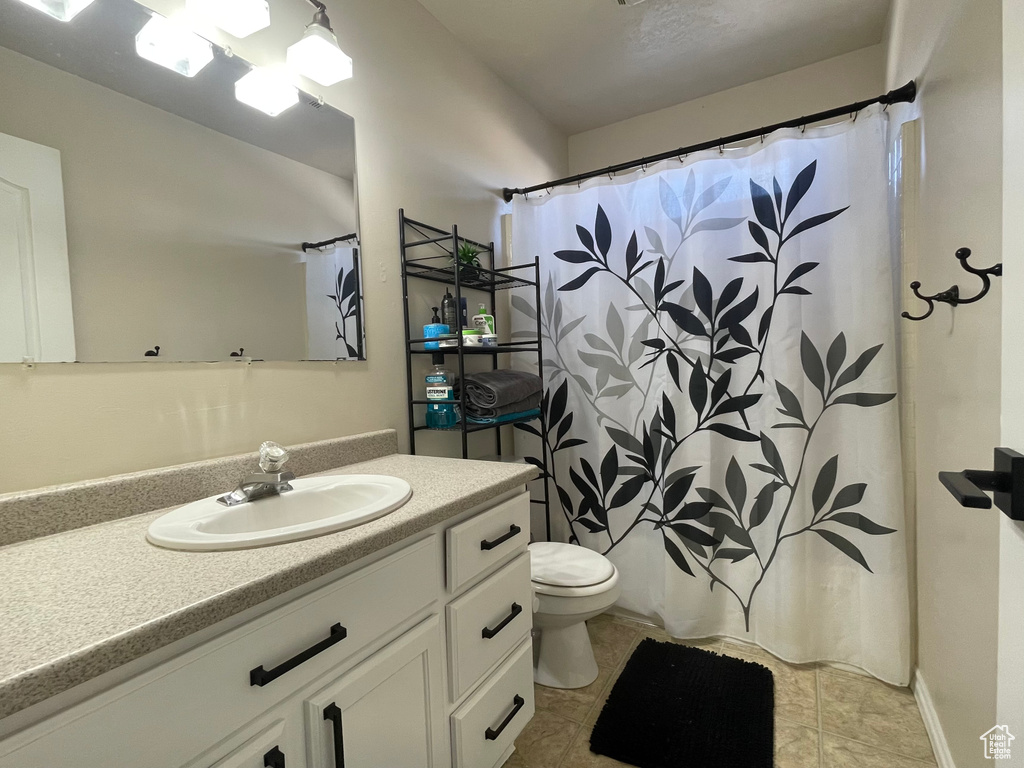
[303,0,332,31]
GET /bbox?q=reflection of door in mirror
[0,132,76,363]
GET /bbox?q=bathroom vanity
[0,432,536,768]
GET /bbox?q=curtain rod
[502,80,917,203]
[302,232,358,251]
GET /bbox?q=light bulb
[234,68,299,117]
[287,23,352,86]
[135,15,214,78]
[185,0,269,39]
[14,0,96,21]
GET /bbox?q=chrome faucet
[217,441,296,507]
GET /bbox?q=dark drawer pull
[480,524,521,551]
[324,703,346,768]
[263,746,286,768]
[250,623,348,687]
[482,602,522,639]
[485,695,525,741]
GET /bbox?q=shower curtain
[305,244,363,360]
[511,107,910,684]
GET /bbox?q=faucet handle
[258,441,290,473]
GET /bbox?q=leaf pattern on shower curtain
[327,260,360,359]
[514,160,897,630]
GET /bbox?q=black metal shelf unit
[399,209,550,536]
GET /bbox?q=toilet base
[533,620,599,689]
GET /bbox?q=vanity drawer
[446,491,529,593]
[446,552,532,701]
[0,536,439,768]
[450,638,534,768]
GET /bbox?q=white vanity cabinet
[0,489,534,768]
[186,705,307,768]
[303,617,446,768]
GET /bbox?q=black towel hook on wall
[902,247,1002,321]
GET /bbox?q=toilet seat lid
[529,542,615,588]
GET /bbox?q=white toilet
[529,541,621,689]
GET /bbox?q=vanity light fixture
[234,66,299,116]
[14,0,96,22]
[185,0,270,39]
[135,14,214,78]
[286,0,352,86]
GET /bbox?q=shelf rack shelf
[399,209,550,537]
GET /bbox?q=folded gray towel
[457,370,543,410]
[467,391,542,419]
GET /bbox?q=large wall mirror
[0,0,363,362]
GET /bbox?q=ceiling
[416,0,890,135]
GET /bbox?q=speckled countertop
[0,453,535,721]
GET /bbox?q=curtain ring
[577,179,583,188]
[883,102,890,112]
[608,171,614,180]
[759,133,765,144]
[641,162,648,173]
[718,144,724,155]
[800,123,807,134]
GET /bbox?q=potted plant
[454,242,482,282]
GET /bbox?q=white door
[0,132,75,362]
[1000,0,1024,745]
[303,617,446,768]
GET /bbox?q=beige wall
[0,0,566,494]
[888,0,1003,765]
[998,0,1024,732]
[567,45,885,173]
[0,45,356,363]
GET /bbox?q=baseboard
[913,670,957,768]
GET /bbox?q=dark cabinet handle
[485,695,525,741]
[480,524,521,551]
[324,703,345,768]
[263,747,286,768]
[481,602,522,639]
[250,623,348,687]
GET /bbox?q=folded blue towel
[466,407,541,425]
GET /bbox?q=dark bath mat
[589,638,774,768]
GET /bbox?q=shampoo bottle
[425,354,458,428]
[423,307,448,350]
[441,291,458,331]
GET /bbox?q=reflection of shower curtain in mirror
[305,245,362,360]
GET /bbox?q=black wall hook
[144,345,160,357]
[902,247,1002,321]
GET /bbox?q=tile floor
[502,614,937,768]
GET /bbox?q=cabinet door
[304,616,446,768]
[182,707,305,768]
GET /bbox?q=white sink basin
[147,475,413,551]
